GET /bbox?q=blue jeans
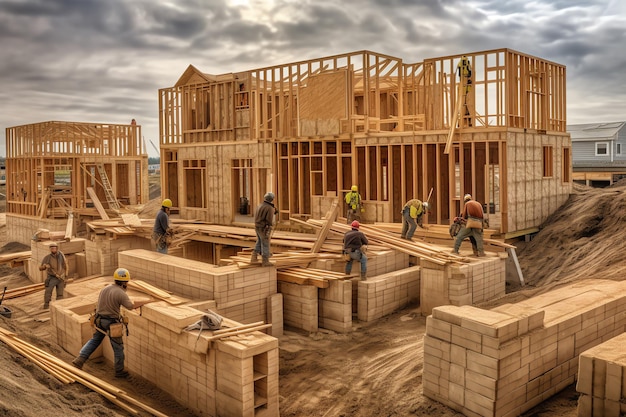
[254,226,271,258]
[78,317,125,373]
[345,250,367,275]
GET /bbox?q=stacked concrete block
[420,257,506,315]
[118,249,278,325]
[6,214,68,245]
[266,293,283,337]
[28,238,87,283]
[576,332,626,416]
[357,265,420,322]
[319,280,352,332]
[278,281,318,332]
[86,235,153,277]
[310,249,409,278]
[423,279,626,417]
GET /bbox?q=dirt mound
[517,182,626,288]
[0,241,30,254]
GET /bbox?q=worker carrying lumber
[39,242,68,309]
[343,220,368,280]
[400,199,429,240]
[72,268,150,378]
[251,192,278,267]
[452,194,485,257]
[153,198,173,254]
[344,185,364,224]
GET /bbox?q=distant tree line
[148,157,160,165]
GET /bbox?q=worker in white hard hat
[72,268,150,378]
[344,185,364,224]
[38,242,68,309]
[153,198,173,253]
[400,199,429,240]
[251,192,278,267]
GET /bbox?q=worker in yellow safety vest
[345,185,364,224]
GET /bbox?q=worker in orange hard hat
[343,220,369,280]
[153,199,173,253]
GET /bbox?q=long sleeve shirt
[254,201,276,228]
[343,229,368,251]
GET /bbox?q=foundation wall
[423,279,626,417]
[420,257,506,315]
[576,332,626,417]
[319,280,352,333]
[311,249,410,279]
[118,249,278,325]
[357,265,420,322]
[278,281,318,332]
[7,214,68,245]
[85,236,153,277]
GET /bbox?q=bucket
[0,305,12,319]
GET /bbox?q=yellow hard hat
[161,198,173,208]
[113,268,131,282]
[351,185,358,192]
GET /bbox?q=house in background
[568,121,626,187]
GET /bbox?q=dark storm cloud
[1,0,625,156]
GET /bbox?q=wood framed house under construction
[5,121,149,243]
[159,48,571,238]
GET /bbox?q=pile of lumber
[0,326,168,416]
[306,219,472,265]
[228,251,343,269]
[127,280,184,305]
[0,250,31,267]
[277,267,353,288]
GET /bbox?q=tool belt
[92,313,126,338]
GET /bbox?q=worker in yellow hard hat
[153,199,173,253]
[344,185,364,224]
[72,268,151,378]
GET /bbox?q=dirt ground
[2,181,620,416]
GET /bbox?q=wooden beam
[310,198,339,253]
[86,187,109,220]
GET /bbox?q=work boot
[473,249,479,256]
[477,251,486,257]
[72,357,85,369]
[115,370,130,378]
[250,252,260,264]
[43,304,49,310]
[360,273,367,281]
[450,250,460,255]
[261,257,275,267]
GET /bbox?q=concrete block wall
[28,238,86,283]
[6,214,68,245]
[319,280,352,332]
[310,249,410,278]
[576,332,626,416]
[86,235,153,277]
[118,249,277,325]
[54,292,279,417]
[420,257,506,315]
[357,265,420,322]
[278,281,318,332]
[423,279,626,417]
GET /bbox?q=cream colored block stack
[310,249,409,277]
[423,279,626,417]
[319,280,352,332]
[576,332,626,416]
[278,281,318,332]
[420,257,506,315]
[6,214,67,245]
[28,238,86,283]
[119,249,277,324]
[357,265,420,322]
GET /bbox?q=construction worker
[456,55,473,126]
[251,192,277,267]
[345,185,364,224]
[343,220,368,280]
[38,242,68,309]
[153,198,173,254]
[452,194,485,256]
[401,199,429,240]
[72,268,150,378]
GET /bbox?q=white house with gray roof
[568,121,626,186]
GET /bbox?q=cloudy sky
[1,0,625,157]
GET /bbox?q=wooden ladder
[96,164,120,210]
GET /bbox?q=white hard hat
[423,202,429,210]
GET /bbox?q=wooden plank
[310,198,339,253]
[64,212,74,241]
[86,187,110,220]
